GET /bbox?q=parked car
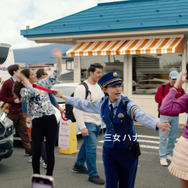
[137,78,168,89]
[52,83,79,104]
[52,82,106,135]
[52,83,80,134]
[0,109,14,161]
[135,78,168,94]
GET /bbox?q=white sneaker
[160,158,168,167]
[40,158,43,163]
[28,156,32,163]
[43,162,47,169]
[166,155,172,161]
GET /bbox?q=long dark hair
[13,69,30,100]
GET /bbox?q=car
[52,82,106,135]
[135,78,168,94]
[0,109,14,161]
[52,82,79,104]
[52,83,80,134]
[137,78,168,89]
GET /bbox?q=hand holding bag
[0,101,10,114]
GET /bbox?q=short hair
[8,64,20,76]
[36,69,45,79]
[88,63,103,75]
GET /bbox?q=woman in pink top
[160,72,188,188]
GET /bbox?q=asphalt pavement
[0,125,183,188]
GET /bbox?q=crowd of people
[0,47,188,188]
[55,70,171,188]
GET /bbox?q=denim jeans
[159,115,179,158]
[76,123,101,177]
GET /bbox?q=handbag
[0,77,14,114]
[0,101,10,114]
[121,99,141,157]
[128,141,141,157]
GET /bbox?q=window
[66,60,74,70]
[132,54,182,95]
[0,47,9,64]
[80,55,124,81]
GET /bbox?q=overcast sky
[0,0,124,50]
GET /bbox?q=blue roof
[21,0,188,38]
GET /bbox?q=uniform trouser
[32,115,58,176]
[76,123,101,177]
[8,113,31,154]
[159,115,179,158]
[103,146,138,188]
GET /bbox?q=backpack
[157,84,184,118]
[65,82,91,122]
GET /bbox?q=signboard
[58,109,71,149]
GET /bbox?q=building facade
[21,0,188,124]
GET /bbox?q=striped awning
[66,37,184,56]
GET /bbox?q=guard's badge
[113,72,118,77]
[91,100,96,103]
[118,113,124,118]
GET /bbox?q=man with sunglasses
[155,70,185,167]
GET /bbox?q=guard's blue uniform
[101,95,138,188]
[66,95,158,188]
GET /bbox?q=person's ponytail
[13,81,25,100]
[13,69,30,100]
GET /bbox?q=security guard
[55,71,170,188]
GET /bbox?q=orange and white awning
[66,37,184,56]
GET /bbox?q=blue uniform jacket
[101,96,135,149]
[66,95,158,148]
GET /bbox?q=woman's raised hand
[174,72,187,89]
[52,48,62,58]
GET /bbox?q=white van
[0,43,15,86]
[0,43,15,160]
